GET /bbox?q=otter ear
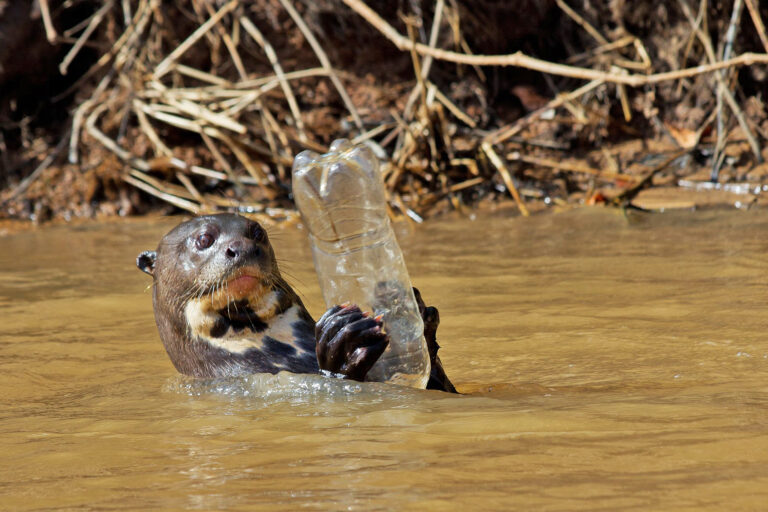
[137,251,157,276]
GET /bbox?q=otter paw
[413,287,440,358]
[412,287,457,393]
[315,304,390,381]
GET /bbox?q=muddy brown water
[1,208,767,511]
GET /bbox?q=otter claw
[315,304,389,381]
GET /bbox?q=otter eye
[247,223,266,242]
[195,232,215,250]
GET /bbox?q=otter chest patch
[183,290,316,374]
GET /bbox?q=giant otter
[137,214,455,392]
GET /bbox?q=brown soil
[1,0,767,223]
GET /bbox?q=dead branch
[341,0,768,86]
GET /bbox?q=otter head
[138,213,278,304]
[137,214,304,377]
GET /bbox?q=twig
[429,83,476,127]
[240,16,307,141]
[52,0,155,103]
[121,0,132,27]
[441,5,486,81]
[165,97,247,134]
[199,130,236,180]
[341,0,768,86]
[402,0,445,120]
[554,0,607,45]
[351,123,394,144]
[392,192,421,225]
[133,100,172,156]
[69,99,94,164]
[129,169,197,200]
[677,0,762,176]
[566,35,635,64]
[613,66,632,122]
[3,132,70,202]
[258,100,292,159]
[745,0,768,53]
[200,1,247,81]
[86,104,150,171]
[69,67,118,164]
[611,149,690,204]
[154,0,238,78]
[676,0,707,96]
[723,0,745,65]
[147,156,261,186]
[258,107,286,181]
[506,152,637,182]
[124,174,200,213]
[504,137,570,151]
[138,103,202,133]
[235,67,329,89]
[713,0,745,180]
[277,0,363,131]
[113,0,155,71]
[173,64,232,86]
[39,0,58,43]
[486,79,605,144]
[405,16,429,122]
[448,176,484,193]
[481,142,530,216]
[633,38,652,70]
[175,172,205,205]
[59,1,114,75]
[449,158,479,176]
[217,132,273,187]
[222,91,261,116]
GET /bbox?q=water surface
[1,209,767,510]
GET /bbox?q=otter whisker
[271,275,305,305]
[277,270,309,295]
[193,278,206,301]
[186,284,203,309]
[226,280,233,319]
[210,279,220,308]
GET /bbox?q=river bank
[1,1,767,223]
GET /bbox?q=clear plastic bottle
[292,139,430,388]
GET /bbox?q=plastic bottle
[292,139,430,388]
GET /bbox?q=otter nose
[225,240,244,260]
